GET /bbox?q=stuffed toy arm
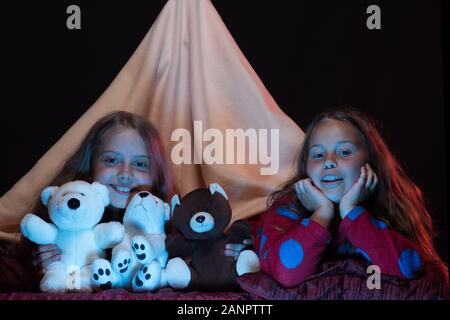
[165,233,194,258]
[143,234,167,260]
[226,219,254,245]
[20,213,58,245]
[112,233,132,253]
[94,222,125,249]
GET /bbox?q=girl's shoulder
[270,194,297,209]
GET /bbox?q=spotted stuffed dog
[91,191,170,291]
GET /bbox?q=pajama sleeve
[340,206,424,279]
[255,200,332,288]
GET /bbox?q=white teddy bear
[91,191,170,291]
[20,180,125,293]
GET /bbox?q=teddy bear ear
[170,194,180,218]
[164,202,171,221]
[91,181,110,207]
[41,186,59,207]
[209,183,228,200]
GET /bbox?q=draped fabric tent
[0,0,304,241]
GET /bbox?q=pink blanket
[0,289,260,301]
[238,259,449,300]
[1,240,447,300]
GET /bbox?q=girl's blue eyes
[134,161,149,169]
[337,149,352,156]
[312,153,324,160]
[104,158,119,165]
[102,157,148,169]
[310,149,352,159]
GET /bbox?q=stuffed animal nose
[68,198,80,210]
[196,215,205,223]
[138,192,149,198]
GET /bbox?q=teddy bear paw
[131,235,152,264]
[132,261,162,292]
[40,278,68,294]
[111,249,133,275]
[166,257,191,289]
[92,259,118,290]
[236,250,260,276]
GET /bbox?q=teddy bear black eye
[80,193,85,196]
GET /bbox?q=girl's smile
[109,184,137,195]
[320,174,344,189]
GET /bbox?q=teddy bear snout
[190,212,215,233]
[138,192,150,198]
[68,198,81,210]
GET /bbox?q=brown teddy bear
[163,183,260,291]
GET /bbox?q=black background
[0,1,447,263]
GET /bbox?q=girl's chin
[110,203,127,209]
[107,186,132,208]
[322,191,343,204]
[109,197,128,209]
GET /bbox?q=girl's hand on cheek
[340,163,378,219]
[295,178,334,214]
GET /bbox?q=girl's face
[306,119,369,203]
[92,126,152,209]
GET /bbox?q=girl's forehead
[98,126,148,153]
[310,119,362,144]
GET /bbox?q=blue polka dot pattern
[355,248,372,263]
[279,239,304,269]
[371,217,387,229]
[300,218,310,227]
[256,226,263,237]
[338,241,354,256]
[398,248,422,279]
[258,234,267,257]
[346,207,365,221]
[276,207,299,220]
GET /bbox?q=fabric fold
[0,0,304,241]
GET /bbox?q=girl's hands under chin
[339,163,378,219]
[294,178,334,214]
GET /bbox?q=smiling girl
[27,111,172,276]
[254,108,448,288]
